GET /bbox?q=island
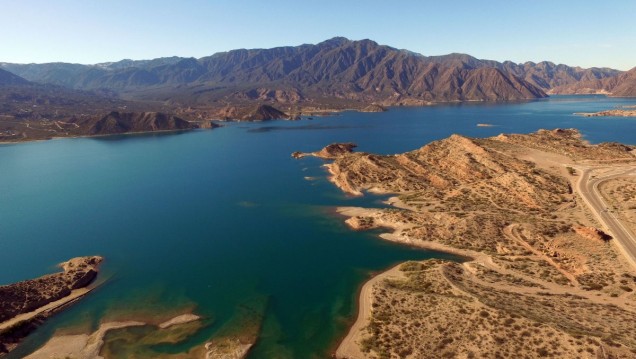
[575,109,636,117]
[296,129,636,358]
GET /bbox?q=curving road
[576,166,636,268]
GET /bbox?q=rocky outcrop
[361,104,387,112]
[574,226,612,242]
[292,143,357,159]
[315,143,357,159]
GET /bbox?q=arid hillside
[551,67,636,97]
[297,129,636,358]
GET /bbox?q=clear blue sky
[1,0,634,70]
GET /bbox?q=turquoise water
[1,95,635,358]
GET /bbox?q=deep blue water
[1,95,635,358]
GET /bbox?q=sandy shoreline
[333,205,479,358]
[23,313,202,359]
[335,264,405,359]
[0,287,93,332]
[25,321,146,359]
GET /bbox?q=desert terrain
[297,129,636,358]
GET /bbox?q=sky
[1,0,635,70]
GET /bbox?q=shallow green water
[1,95,635,358]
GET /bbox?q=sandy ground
[23,312,206,359]
[25,321,145,359]
[335,264,405,359]
[158,313,201,329]
[22,311,259,359]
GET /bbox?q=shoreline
[24,314,203,359]
[332,205,478,358]
[0,94,569,146]
[335,264,405,359]
[0,287,94,332]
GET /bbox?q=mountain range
[2,37,630,109]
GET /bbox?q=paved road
[577,167,636,267]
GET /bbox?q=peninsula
[0,256,103,354]
[297,129,636,358]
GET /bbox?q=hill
[70,111,200,135]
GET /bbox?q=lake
[1,95,635,358]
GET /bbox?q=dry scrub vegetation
[320,129,636,358]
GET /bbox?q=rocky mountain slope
[551,67,636,96]
[0,69,29,86]
[1,38,621,106]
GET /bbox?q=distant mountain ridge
[1,38,624,105]
[0,68,30,86]
[551,67,636,97]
